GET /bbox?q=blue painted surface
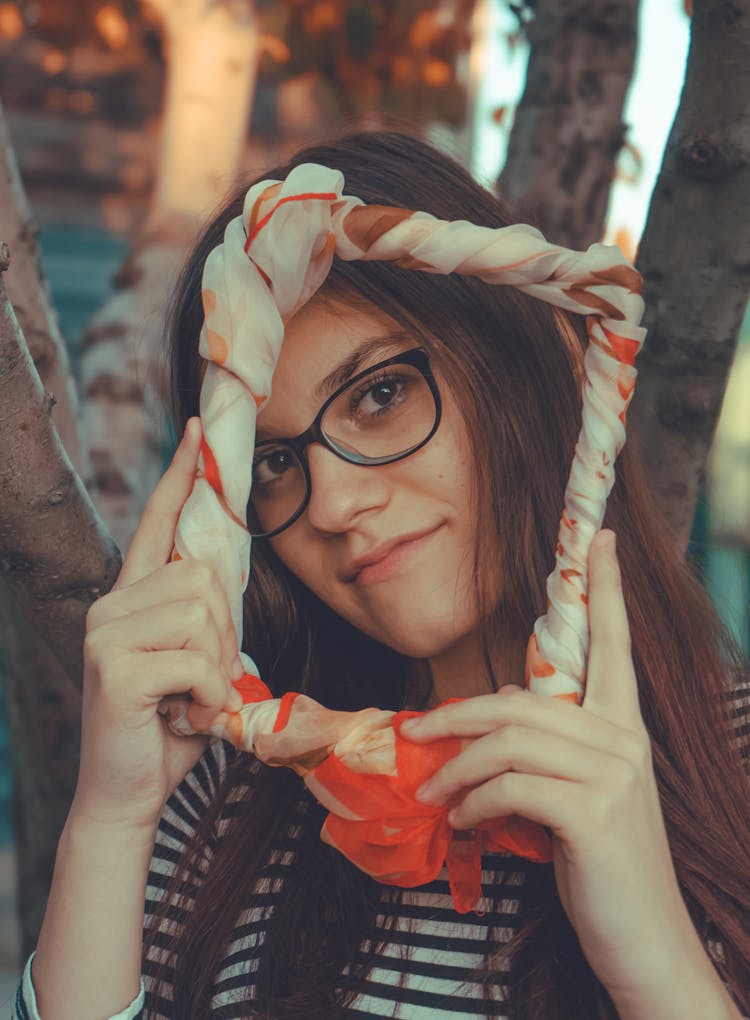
[0,223,128,845]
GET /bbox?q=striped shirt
[15,680,750,1019]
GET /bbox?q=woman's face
[255,294,481,661]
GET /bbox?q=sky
[470,0,691,248]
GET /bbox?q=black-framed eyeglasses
[248,347,442,539]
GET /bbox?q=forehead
[256,296,414,437]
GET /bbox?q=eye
[350,373,409,416]
[253,446,297,486]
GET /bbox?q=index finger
[582,529,642,727]
[114,417,202,590]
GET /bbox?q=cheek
[268,535,340,613]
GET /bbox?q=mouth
[346,524,444,586]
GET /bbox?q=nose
[304,443,390,533]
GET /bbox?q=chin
[363,617,471,661]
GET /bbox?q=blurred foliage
[1,0,477,128]
[258,0,476,123]
[8,0,151,48]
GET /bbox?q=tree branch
[498,0,639,248]
[630,0,750,551]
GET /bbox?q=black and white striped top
[143,737,528,1018]
[15,680,750,1020]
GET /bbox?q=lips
[343,524,442,583]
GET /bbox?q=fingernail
[447,809,459,827]
[228,687,244,712]
[400,718,421,736]
[230,657,245,681]
[414,781,443,806]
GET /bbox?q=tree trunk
[629,0,750,552]
[498,0,639,249]
[80,0,260,554]
[707,340,750,546]
[0,256,121,956]
[0,103,87,480]
[0,258,121,676]
[0,584,82,959]
[149,0,261,230]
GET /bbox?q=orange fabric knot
[309,710,553,913]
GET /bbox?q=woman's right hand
[70,416,245,834]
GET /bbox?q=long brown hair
[145,128,750,1018]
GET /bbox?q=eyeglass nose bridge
[286,415,340,467]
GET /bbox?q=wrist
[610,947,741,1020]
[67,782,164,838]
[64,801,159,854]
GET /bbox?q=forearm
[610,933,743,1020]
[31,810,156,1020]
[614,979,741,1020]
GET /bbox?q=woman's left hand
[402,529,715,1008]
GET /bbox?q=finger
[91,559,242,681]
[135,649,240,731]
[583,529,642,727]
[400,689,628,756]
[90,603,242,716]
[99,599,224,670]
[415,725,616,807]
[114,417,202,590]
[448,771,582,833]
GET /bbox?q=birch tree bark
[498,0,639,249]
[629,0,750,552]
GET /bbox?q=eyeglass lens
[249,359,437,537]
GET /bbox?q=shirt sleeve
[13,952,144,1020]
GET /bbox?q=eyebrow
[313,333,411,402]
[254,332,411,441]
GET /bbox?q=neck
[424,628,525,708]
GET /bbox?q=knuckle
[189,560,215,590]
[187,600,211,630]
[594,759,637,815]
[499,723,522,752]
[620,729,652,770]
[495,770,519,798]
[611,757,639,793]
[590,786,617,821]
[190,649,217,679]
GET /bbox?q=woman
[17,130,750,1019]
